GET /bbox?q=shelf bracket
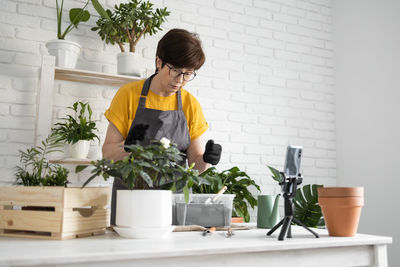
[34,55,55,146]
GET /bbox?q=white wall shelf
[55,67,141,87]
[49,159,95,165]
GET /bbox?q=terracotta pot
[318,187,364,237]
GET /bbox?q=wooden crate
[0,186,111,240]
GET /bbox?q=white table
[0,226,392,267]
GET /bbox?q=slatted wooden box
[0,186,111,240]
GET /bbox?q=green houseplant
[52,101,99,160]
[77,138,206,198]
[77,138,209,238]
[46,0,108,68]
[55,0,91,40]
[15,133,69,187]
[192,166,260,223]
[267,165,325,228]
[91,0,170,75]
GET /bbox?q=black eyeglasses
[165,64,196,82]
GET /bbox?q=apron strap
[138,96,146,108]
[138,74,155,109]
[177,90,183,111]
[139,73,183,111]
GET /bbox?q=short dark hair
[156,28,205,70]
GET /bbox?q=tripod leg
[278,216,292,241]
[287,223,292,238]
[266,218,284,236]
[292,217,320,238]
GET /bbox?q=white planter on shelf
[114,190,174,239]
[68,140,90,159]
[46,39,81,68]
[117,52,141,77]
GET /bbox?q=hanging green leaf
[267,165,284,183]
[91,0,110,19]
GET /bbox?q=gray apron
[111,74,191,225]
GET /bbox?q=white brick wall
[0,0,335,220]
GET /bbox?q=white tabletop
[0,226,392,267]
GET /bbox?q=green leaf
[91,0,110,19]
[75,165,88,173]
[267,165,283,183]
[139,170,153,187]
[183,185,189,203]
[293,184,324,228]
[81,172,100,188]
[69,8,90,27]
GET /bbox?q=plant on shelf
[192,166,260,222]
[52,101,99,159]
[46,0,108,68]
[267,165,325,228]
[92,0,170,53]
[77,138,208,201]
[91,0,170,75]
[15,133,69,187]
[54,0,108,39]
[55,0,90,40]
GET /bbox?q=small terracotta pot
[318,187,364,237]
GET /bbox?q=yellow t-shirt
[104,80,208,141]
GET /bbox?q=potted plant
[52,101,99,159]
[77,138,209,238]
[267,165,325,228]
[192,166,260,223]
[46,0,108,68]
[91,0,170,76]
[15,132,69,187]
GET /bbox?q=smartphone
[283,146,303,178]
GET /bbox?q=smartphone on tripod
[283,146,303,178]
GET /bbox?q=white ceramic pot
[117,52,141,76]
[115,190,173,239]
[46,39,81,68]
[68,140,90,159]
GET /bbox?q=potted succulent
[91,0,170,76]
[193,166,260,223]
[46,0,107,68]
[77,138,209,238]
[52,101,99,159]
[267,165,325,228]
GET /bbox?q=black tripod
[267,173,320,241]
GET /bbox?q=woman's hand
[187,137,222,174]
[203,139,222,165]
